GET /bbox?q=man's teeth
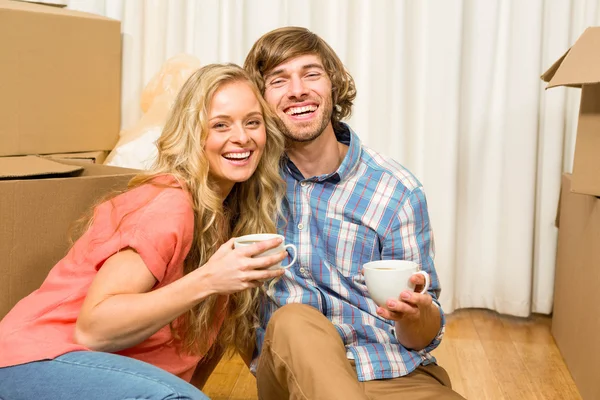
[286,105,317,115]
[223,151,250,159]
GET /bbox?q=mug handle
[280,244,297,269]
[412,271,430,294]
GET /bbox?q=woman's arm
[74,248,212,352]
[75,238,285,353]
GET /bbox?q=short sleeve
[127,188,194,282]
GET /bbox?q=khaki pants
[257,304,465,400]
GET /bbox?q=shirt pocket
[321,218,380,277]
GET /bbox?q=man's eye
[306,72,321,79]
[270,78,285,86]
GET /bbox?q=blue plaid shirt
[256,124,445,381]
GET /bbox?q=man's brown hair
[244,26,356,130]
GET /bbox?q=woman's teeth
[223,151,250,160]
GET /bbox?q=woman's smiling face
[205,80,267,196]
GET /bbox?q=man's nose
[287,76,308,99]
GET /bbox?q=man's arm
[375,186,444,351]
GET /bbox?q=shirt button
[297,223,304,230]
[300,181,307,187]
[299,267,306,274]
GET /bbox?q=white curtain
[65,0,600,316]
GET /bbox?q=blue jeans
[0,351,209,400]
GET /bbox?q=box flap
[45,151,108,164]
[555,173,568,229]
[10,0,67,8]
[541,50,569,84]
[542,27,600,88]
[0,156,83,179]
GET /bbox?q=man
[243,27,465,400]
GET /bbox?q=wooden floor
[202,309,581,400]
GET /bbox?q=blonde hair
[126,63,286,356]
[244,26,357,131]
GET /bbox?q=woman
[0,64,287,400]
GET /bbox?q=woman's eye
[247,119,262,127]
[212,122,227,129]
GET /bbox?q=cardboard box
[0,0,121,156]
[0,156,138,318]
[46,150,109,164]
[542,27,600,197]
[553,173,600,399]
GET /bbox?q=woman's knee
[0,360,207,400]
[46,352,208,400]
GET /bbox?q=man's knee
[419,363,453,388]
[265,304,336,341]
[267,304,321,332]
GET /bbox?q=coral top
[0,176,225,382]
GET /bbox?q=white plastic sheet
[105,54,202,170]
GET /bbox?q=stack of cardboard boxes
[542,27,600,399]
[0,1,138,317]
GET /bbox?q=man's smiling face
[263,54,333,143]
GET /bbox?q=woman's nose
[231,124,251,144]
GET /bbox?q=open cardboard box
[554,173,600,400]
[0,156,138,318]
[542,27,600,197]
[0,0,121,156]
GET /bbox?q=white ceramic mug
[363,260,430,308]
[233,233,297,270]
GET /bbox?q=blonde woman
[0,64,286,400]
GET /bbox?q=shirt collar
[284,123,362,183]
